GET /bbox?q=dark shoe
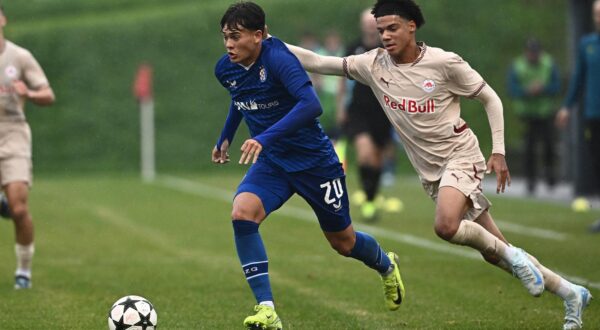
[589,219,600,233]
[0,193,11,219]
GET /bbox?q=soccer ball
[108,295,158,330]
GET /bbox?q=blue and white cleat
[14,275,31,290]
[0,193,11,219]
[511,248,544,297]
[563,284,592,330]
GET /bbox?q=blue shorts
[236,159,351,232]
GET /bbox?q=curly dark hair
[371,0,425,28]
[220,1,265,32]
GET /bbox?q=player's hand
[212,140,230,164]
[239,139,262,165]
[486,153,511,194]
[555,108,570,129]
[12,80,29,97]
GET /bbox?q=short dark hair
[220,1,265,32]
[371,0,425,28]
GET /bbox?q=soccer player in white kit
[0,6,55,289]
[284,0,592,328]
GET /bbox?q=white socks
[449,220,514,262]
[259,301,275,309]
[519,251,574,300]
[15,243,34,278]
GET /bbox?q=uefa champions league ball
[108,295,158,330]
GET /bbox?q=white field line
[156,175,600,291]
[93,200,371,319]
[494,220,568,241]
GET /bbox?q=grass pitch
[0,172,597,329]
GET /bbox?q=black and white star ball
[108,295,158,330]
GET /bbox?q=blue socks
[349,231,392,274]
[232,220,273,303]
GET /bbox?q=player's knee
[434,216,459,241]
[328,237,354,256]
[231,205,263,223]
[9,202,29,222]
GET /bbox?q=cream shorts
[0,121,32,187]
[0,157,32,186]
[421,157,491,220]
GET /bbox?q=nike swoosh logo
[393,286,403,305]
[529,265,543,285]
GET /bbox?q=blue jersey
[214,37,338,172]
[564,33,600,120]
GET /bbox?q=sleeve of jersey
[343,53,374,86]
[474,84,505,156]
[216,102,243,150]
[253,50,322,148]
[445,54,487,98]
[22,51,49,89]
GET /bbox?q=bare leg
[5,182,34,281]
[434,186,544,296]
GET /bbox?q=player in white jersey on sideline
[283,0,592,328]
[0,5,55,289]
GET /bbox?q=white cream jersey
[0,41,49,122]
[344,42,488,182]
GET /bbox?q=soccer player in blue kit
[213,2,405,329]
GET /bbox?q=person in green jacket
[508,38,560,194]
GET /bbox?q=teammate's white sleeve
[474,84,505,155]
[284,43,345,76]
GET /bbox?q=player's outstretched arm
[284,43,345,76]
[474,84,511,193]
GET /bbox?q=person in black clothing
[339,8,393,221]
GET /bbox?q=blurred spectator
[507,38,560,195]
[556,0,600,233]
[339,9,393,221]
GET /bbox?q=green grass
[0,172,597,329]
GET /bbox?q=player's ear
[254,29,264,43]
[408,20,416,33]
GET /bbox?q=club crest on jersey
[422,79,435,93]
[226,80,237,90]
[4,66,18,79]
[259,66,267,82]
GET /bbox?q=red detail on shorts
[453,123,469,134]
[473,164,482,191]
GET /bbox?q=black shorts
[345,102,392,148]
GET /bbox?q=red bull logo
[383,94,435,114]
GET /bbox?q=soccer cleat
[361,201,378,222]
[381,252,405,311]
[563,284,592,330]
[0,193,11,219]
[243,305,282,330]
[14,275,31,290]
[511,248,544,297]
